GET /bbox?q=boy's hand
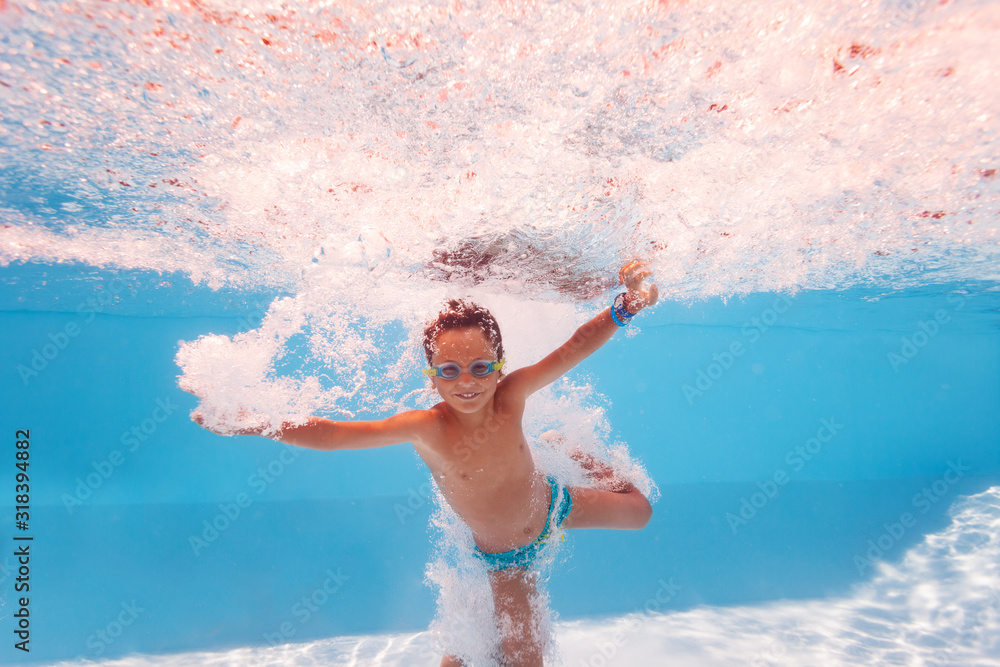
[180,379,267,437]
[619,259,659,314]
[190,406,268,437]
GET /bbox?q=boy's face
[429,327,501,414]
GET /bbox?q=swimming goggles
[423,358,505,379]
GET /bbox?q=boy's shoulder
[400,402,449,435]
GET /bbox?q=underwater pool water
[1,0,999,664]
[0,277,997,666]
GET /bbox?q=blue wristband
[611,292,634,327]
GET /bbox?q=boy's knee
[632,493,652,529]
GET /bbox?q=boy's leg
[488,567,544,667]
[563,449,652,530]
[563,485,651,530]
[440,655,465,667]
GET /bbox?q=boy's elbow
[637,497,653,529]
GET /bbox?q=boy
[188,260,658,666]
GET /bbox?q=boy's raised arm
[504,260,658,397]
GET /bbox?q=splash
[0,0,997,300]
[2,0,998,419]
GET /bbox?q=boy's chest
[427,418,532,489]
[424,422,543,534]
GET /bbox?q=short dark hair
[422,299,505,367]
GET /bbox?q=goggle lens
[470,361,493,376]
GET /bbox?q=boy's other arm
[193,408,433,452]
[272,410,432,451]
[504,260,658,397]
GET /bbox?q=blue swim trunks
[474,475,573,572]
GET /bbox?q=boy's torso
[413,382,553,553]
